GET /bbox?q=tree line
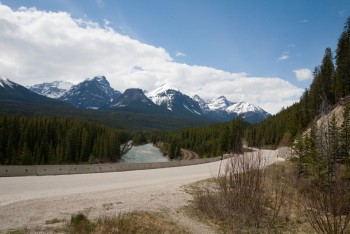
[245,17,350,148]
[0,114,129,165]
[162,118,249,159]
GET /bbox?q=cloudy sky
[0,0,349,114]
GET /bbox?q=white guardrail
[0,156,226,177]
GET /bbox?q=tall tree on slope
[335,17,350,101]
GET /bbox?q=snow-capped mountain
[0,77,71,107]
[25,76,270,123]
[111,88,153,108]
[193,95,270,123]
[109,88,170,115]
[226,102,271,123]
[0,77,16,89]
[146,84,202,115]
[226,102,268,116]
[192,95,207,110]
[207,96,234,111]
[29,81,74,98]
[60,76,121,109]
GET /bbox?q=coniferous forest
[0,114,128,165]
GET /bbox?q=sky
[0,0,349,114]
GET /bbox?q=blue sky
[0,0,349,113]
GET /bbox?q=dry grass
[189,155,316,233]
[9,211,189,234]
[67,211,189,234]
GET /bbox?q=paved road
[0,150,284,232]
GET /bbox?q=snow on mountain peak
[226,102,259,114]
[207,96,234,111]
[192,95,208,110]
[146,83,180,110]
[28,81,74,98]
[0,76,15,89]
[86,75,108,83]
[147,83,179,97]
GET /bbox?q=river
[119,143,169,163]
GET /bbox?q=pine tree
[335,17,350,100]
[320,48,335,104]
[326,114,339,182]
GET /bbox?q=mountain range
[0,75,270,129]
[25,76,270,123]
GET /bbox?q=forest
[0,115,129,165]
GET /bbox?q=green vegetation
[0,114,129,165]
[291,107,350,233]
[163,118,249,159]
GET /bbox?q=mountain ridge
[12,76,271,123]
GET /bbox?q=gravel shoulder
[0,149,285,233]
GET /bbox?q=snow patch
[0,77,15,89]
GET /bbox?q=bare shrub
[300,177,350,234]
[264,164,288,226]
[193,151,288,231]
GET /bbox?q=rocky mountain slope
[28,81,73,99]
[24,76,271,123]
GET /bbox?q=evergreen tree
[0,114,126,165]
[335,17,350,100]
[320,48,335,104]
[341,106,350,163]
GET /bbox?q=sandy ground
[0,149,285,233]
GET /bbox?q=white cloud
[301,19,309,23]
[0,4,303,114]
[175,51,186,57]
[293,68,313,81]
[278,52,289,61]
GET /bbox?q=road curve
[0,150,284,232]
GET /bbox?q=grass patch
[66,211,188,234]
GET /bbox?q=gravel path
[0,149,285,233]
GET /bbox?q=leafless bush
[300,177,350,234]
[193,151,287,230]
[265,164,288,226]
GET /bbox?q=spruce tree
[341,106,350,163]
[335,17,350,100]
[320,48,335,104]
